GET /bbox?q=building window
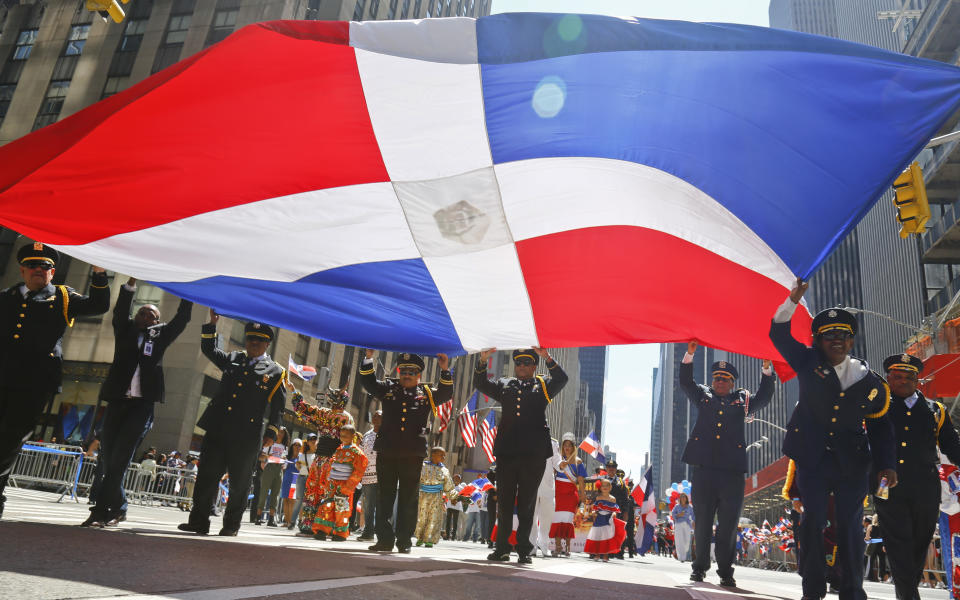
[353,0,366,20]
[400,0,411,18]
[369,0,380,18]
[64,24,90,56]
[153,10,194,73]
[388,0,398,18]
[295,334,310,365]
[205,7,238,47]
[0,83,15,121]
[132,282,164,314]
[413,0,421,17]
[444,0,452,16]
[119,18,148,53]
[33,80,71,131]
[101,76,129,98]
[316,340,332,370]
[12,29,38,61]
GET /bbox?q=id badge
[143,341,154,356]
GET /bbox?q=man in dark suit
[681,340,775,586]
[874,353,960,600]
[770,278,897,600]
[0,242,110,519]
[178,310,285,536]
[475,347,568,564]
[360,350,452,553]
[82,277,192,527]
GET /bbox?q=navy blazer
[679,361,775,473]
[770,320,895,473]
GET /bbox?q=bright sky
[490,0,772,475]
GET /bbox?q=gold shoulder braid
[57,286,74,327]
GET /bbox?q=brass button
[833,405,839,411]
[13,334,18,339]
[401,427,405,431]
[232,394,237,398]
[839,392,845,397]
[49,353,54,357]
[244,371,248,375]
[718,410,723,415]
[19,313,23,318]
[401,417,406,422]
[694,437,699,441]
[402,402,407,406]
[227,406,232,411]
[906,411,911,416]
[16,324,21,328]
[904,426,910,431]
[716,435,721,439]
[250,418,255,422]
[238,382,243,387]
[794,428,799,432]
[831,417,837,422]
[516,412,520,416]
[829,432,835,436]
[402,408,407,412]
[717,423,722,428]
[20,303,26,308]
[901,442,907,447]
[899,459,904,464]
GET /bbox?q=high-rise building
[0,0,493,469]
[578,346,607,439]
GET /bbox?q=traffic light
[86,0,127,23]
[892,161,930,238]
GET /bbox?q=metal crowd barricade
[9,442,86,502]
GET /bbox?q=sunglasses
[22,261,53,271]
[514,358,536,366]
[821,331,853,341]
[398,368,421,376]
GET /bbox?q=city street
[0,488,948,600]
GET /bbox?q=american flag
[458,391,479,447]
[436,399,453,432]
[480,411,497,463]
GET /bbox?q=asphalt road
[0,488,951,600]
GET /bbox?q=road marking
[95,568,478,600]
[512,561,600,583]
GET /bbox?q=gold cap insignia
[402,353,410,360]
[252,323,261,329]
[828,310,837,318]
[33,242,43,251]
[901,354,911,363]
[719,361,726,369]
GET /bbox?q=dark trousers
[875,475,940,600]
[624,515,637,555]
[0,388,53,511]
[444,508,460,539]
[374,454,422,548]
[796,454,870,600]
[188,433,259,532]
[90,398,154,519]
[496,455,542,557]
[691,466,743,578]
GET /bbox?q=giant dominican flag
[1,14,959,374]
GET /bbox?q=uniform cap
[811,308,858,336]
[396,352,425,371]
[883,353,923,374]
[711,360,739,380]
[512,349,539,364]
[244,322,274,341]
[17,241,59,266]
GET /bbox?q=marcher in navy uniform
[874,353,960,600]
[681,340,776,586]
[82,277,192,527]
[476,347,568,565]
[770,278,897,600]
[360,349,452,553]
[178,310,286,536]
[603,461,630,559]
[0,243,110,519]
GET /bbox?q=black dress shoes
[368,543,394,551]
[218,528,239,536]
[689,570,705,582]
[177,522,209,535]
[719,577,736,588]
[487,551,511,561]
[517,555,532,565]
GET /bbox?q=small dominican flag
[480,411,497,464]
[458,391,479,447]
[459,476,494,502]
[579,432,605,463]
[288,354,317,382]
[436,399,453,432]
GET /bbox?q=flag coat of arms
[0,14,958,374]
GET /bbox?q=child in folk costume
[414,447,460,547]
[290,386,355,459]
[303,424,367,541]
[584,478,627,562]
[550,432,587,557]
